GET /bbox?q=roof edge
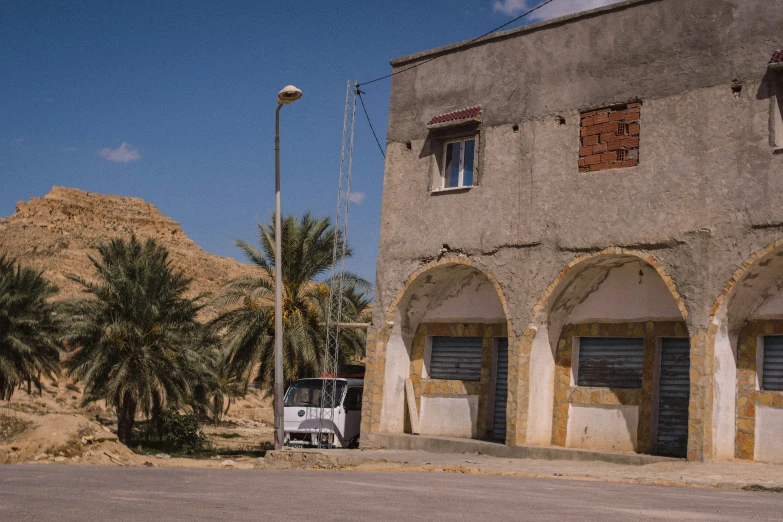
[426,105,482,128]
[389,0,661,67]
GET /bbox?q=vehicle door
[284,380,323,431]
[341,387,363,446]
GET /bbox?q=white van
[283,377,363,448]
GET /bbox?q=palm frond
[61,236,215,441]
[0,254,62,401]
[210,214,372,394]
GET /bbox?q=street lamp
[274,84,302,451]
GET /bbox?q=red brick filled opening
[578,103,641,173]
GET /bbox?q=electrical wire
[354,0,560,160]
[357,0,558,87]
[356,87,385,158]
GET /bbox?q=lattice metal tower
[318,80,358,447]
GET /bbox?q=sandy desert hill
[0,186,258,312]
[0,187,274,464]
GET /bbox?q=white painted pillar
[379,321,410,433]
[712,308,737,459]
[526,324,556,444]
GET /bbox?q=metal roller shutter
[656,338,690,458]
[577,337,645,388]
[763,336,783,391]
[493,338,509,440]
[429,336,484,381]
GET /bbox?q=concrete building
[360,0,783,462]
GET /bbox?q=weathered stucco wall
[750,284,783,318]
[365,0,783,462]
[374,0,783,333]
[567,261,682,323]
[421,277,506,322]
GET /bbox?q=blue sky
[1,0,621,285]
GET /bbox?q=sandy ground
[4,379,783,493]
[0,378,274,469]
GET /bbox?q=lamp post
[274,84,302,451]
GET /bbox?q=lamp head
[278,85,302,104]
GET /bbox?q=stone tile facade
[735,319,783,460]
[551,321,688,453]
[408,322,508,438]
[360,322,392,436]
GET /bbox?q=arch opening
[711,244,783,462]
[528,254,689,457]
[376,262,512,443]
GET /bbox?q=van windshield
[284,380,346,408]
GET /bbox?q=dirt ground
[6,379,783,494]
[0,378,274,469]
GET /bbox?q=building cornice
[389,0,662,68]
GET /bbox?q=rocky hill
[0,187,257,310]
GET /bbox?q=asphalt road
[1,465,781,521]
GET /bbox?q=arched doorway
[375,260,513,443]
[710,241,783,462]
[528,253,689,457]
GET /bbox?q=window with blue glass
[441,137,475,189]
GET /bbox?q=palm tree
[64,236,215,443]
[209,213,371,394]
[207,352,248,425]
[0,254,62,400]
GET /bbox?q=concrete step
[362,432,680,466]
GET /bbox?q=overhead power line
[354,0,560,160]
[356,87,385,158]
[357,0,558,87]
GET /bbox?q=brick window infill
[579,103,641,173]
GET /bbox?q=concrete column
[711,307,738,460]
[525,324,556,445]
[378,321,409,433]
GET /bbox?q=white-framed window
[440,136,476,189]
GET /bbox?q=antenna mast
[318,80,357,447]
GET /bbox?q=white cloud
[14,137,25,144]
[493,0,525,15]
[347,192,366,204]
[98,142,140,163]
[492,0,625,20]
[63,146,78,152]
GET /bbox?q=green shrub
[158,409,206,454]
